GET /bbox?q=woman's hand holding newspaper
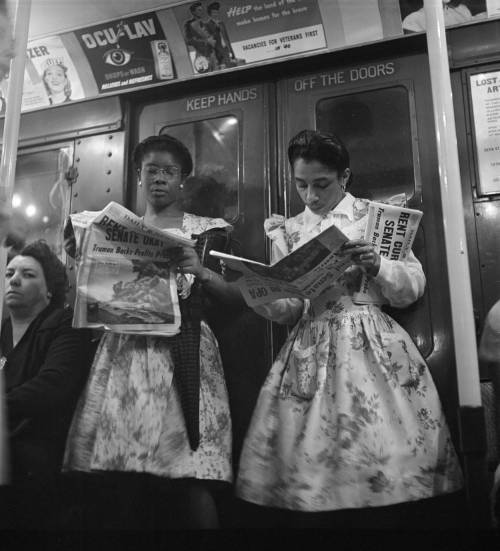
[174,246,204,278]
[340,239,381,277]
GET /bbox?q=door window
[316,86,416,202]
[159,116,239,221]
[11,145,72,258]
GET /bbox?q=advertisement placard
[174,0,326,75]
[21,36,85,111]
[75,12,175,93]
[470,71,500,195]
[399,0,487,34]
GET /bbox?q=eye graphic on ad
[103,47,133,67]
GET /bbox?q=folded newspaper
[70,202,195,336]
[352,201,423,305]
[211,199,422,309]
[210,223,352,307]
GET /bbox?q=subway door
[453,63,500,472]
[134,84,274,465]
[453,64,500,351]
[10,142,82,312]
[67,131,126,305]
[277,56,459,438]
[11,142,74,258]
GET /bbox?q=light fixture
[25,204,37,217]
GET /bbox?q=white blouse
[254,193,425,325]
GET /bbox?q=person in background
[42,62,72,105]
[478,300,500,528]
[0,240,92,529]
[63,134,243,529]
[235,129,463,529]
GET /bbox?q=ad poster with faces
[173,0,326,75]
[398,0,487,33]
[19,35,85,112]
[75,12,175,93]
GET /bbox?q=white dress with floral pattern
[63,214,232,482]
[236,193,463,511]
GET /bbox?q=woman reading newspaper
[235,130,463,528]
[63,135,243,529]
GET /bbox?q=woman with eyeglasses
[62,135,243,529]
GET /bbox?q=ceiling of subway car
[13,0,182,39]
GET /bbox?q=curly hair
[133,134,193,177]
[19,240,68,308]
[42,63,72,103]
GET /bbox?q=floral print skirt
[236,298,463,511]
[63,322,232,482]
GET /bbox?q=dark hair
[18,240,68,308]
[207,2,220,14]
[182,175,226,218]
[132,134,193,177]
[287,129,350,175]
[189,2,202,14]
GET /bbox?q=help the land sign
[226,0,326,63]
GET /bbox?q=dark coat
[1,305,93,482]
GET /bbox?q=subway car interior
[1,0,500,537]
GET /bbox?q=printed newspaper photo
[353,201,423,305]
[210,222,351,307]
[69,202,195,335]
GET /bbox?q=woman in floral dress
[63,135,242,529]
[236,129,463,527]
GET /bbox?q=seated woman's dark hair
[133,134,193,177]
[19,240,68,308]
[287,129,350,175]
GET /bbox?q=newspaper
[71,202,195,336]
[210,223,351,307]
[353,201,423,305]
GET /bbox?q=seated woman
[236,130,463,528]
[479,300,500,528]
[63,134,244,529]
[0,240,92,529]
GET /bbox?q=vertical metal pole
[423,0,487,527]
[0,0,32,486]
[423,0,481,406]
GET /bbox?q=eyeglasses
[144,165,181,180]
